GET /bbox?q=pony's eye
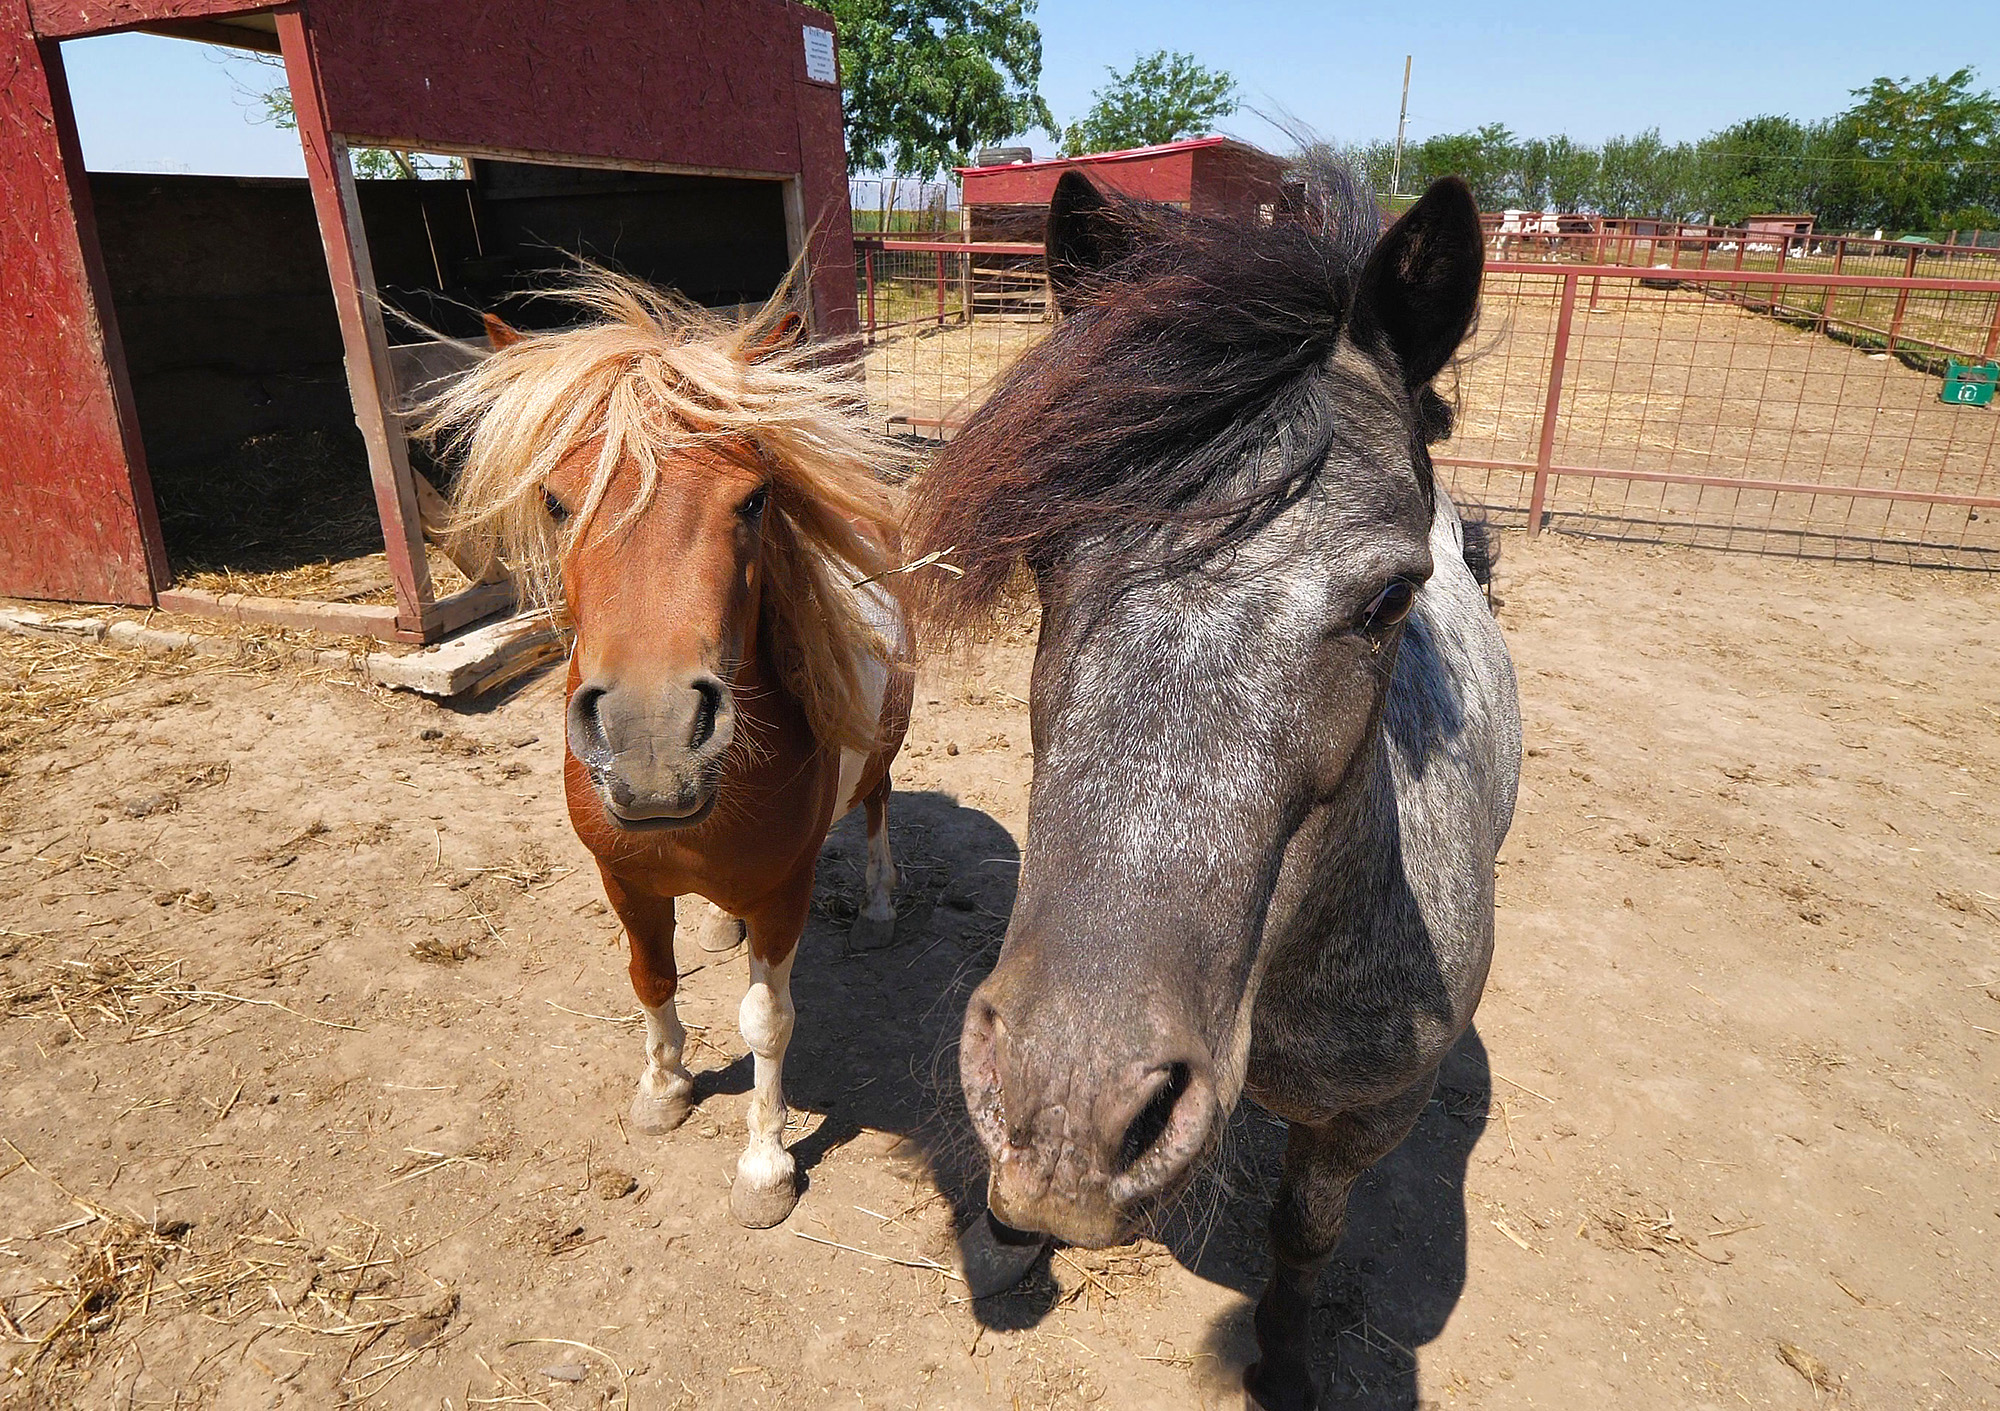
[542,488,572,524]
[738,485,770,520]
[1358,578,1416,639]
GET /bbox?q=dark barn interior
[89,162,796,591]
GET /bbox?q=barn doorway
[61,23,798,635]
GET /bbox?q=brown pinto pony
[426,276,912,1228]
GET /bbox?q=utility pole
[1390,55,1412,199]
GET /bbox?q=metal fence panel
[857,239,2000,569]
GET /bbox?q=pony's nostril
[568,685,611,763]
[687,677,724,750]
[1117,1062,1192,1174]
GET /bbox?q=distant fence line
[854,236,2000,569]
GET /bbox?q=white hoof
[629,1084,693,1135]
[677,896,746,954]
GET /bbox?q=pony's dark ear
[749,311,805,361]
[1046,171,1135,315]
[1351,176,1483,387]
[482,312,525,350]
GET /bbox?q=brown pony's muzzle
[960,981,1219,1247]
[568,673,736,827]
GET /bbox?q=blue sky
[59,1,2000,177]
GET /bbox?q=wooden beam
[133,17,278,51]
[155,587,401,639]
[26,0,270,41]
[337,138,791,184]
[275,6,435,638]
[422,580,516,638]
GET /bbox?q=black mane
[911,151,1438,635]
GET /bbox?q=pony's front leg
[1245,1079,1437,1411]
[731,873,813,1227]
[600,872,696,1135]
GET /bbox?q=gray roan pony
[908,162,1522,1410]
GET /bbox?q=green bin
[1941,359,1998,406]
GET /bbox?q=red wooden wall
[0,0,167,603]
[300,0,857,336]
[960,148,1201,210]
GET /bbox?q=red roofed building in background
[956,136,1289,242]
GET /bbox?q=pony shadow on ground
[1178,1028,1492,1408]
[698,785,1486,1400]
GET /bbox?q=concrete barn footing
[0,604,565,700]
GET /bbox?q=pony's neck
[728,574,814,754]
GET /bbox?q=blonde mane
[418,270,910,754]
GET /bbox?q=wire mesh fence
[856,238,1048,438]
[855,238,2000,569]
[1482,216,2000,283]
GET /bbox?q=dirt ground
[4,532,1999,1410]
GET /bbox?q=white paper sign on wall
[802,26,836,84]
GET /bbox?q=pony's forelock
[908,149,1415,644]
[419,267,911,753]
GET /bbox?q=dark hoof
[729,1175,799,1228]
[957,1210,1049,1297]
[1243,1360,1318,1411]
[847,912,896,953]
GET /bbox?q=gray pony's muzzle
[959,984,1219,1247]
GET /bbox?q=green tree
[1061,50,1237,156]
[1838,69,2000,231]
[830,0,1056,181]
[1699,115,1816,224]
[1595,130,1701,218]
[1409,123,1517,208]
[1937,204,2000,238]
[1541,135,1600,212]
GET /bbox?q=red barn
[956,136,1289,242]
[1,0,858,641]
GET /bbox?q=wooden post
[936,249,945,326]
[864,247,876,343]
[277,8,433,640]
[1887,244,1919,354]
[1527,272,1579,535]
[1817,241,1847,334]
